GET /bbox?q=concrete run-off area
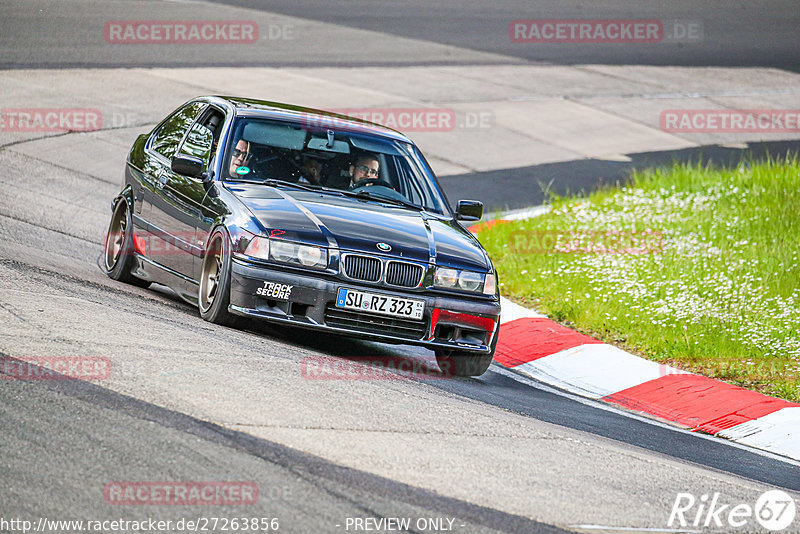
[2,65,800,180]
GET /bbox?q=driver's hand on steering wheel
[349,177,395,191]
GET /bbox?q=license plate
[336,288,425,320]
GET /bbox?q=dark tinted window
[150,102,206,159]
[224,117,448,214]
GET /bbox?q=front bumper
[229,257,500,354]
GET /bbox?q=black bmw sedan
[103,96,500,376]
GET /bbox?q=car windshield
[223,117,448,214]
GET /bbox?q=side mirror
[171,154,204,177]
[455,200,483,221]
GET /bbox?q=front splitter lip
[228,304,494,354]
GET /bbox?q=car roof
[207,96,413,144]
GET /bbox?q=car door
[143,101,207,275]
[154,109,223,278]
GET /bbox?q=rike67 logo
[669,490,797,531]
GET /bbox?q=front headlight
[458,271,483,292]
[296,244,325,268]
[434,267,491,294]
[434,268,459,288]
[272,241,327,269]
[244,236,327,270]
[270,240,296,263]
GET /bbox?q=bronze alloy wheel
[198,229,236,326]
[104,202,127,271]
[199,234,224,312]
[102,200,150,288]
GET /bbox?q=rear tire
[103,199,151,288]
[199,228,237,326]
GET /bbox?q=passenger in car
[299,156,323,185]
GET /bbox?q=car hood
[227,184,490,272]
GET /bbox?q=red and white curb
[493,296,800,462]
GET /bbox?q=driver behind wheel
[348,154,380,189]
[228,139,252,179]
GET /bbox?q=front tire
[199,228,236,326]
[436,327,498,377]
[103,199,150,288]
[435,350,494,377]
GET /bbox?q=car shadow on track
[244,319,459,381]
[106,271,458,380]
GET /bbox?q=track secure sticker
[256,281,293,300]
[235,166,250,175]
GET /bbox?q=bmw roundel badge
[376,242,392,252]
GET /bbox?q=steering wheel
[350,178,395,190]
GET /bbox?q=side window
[150,102,206,160]
[178,122,213,164]
[176,107,225,172]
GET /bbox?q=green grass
[478,156,800,402]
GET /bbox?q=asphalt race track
[2,1,800,533]
[211,0,800,70]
